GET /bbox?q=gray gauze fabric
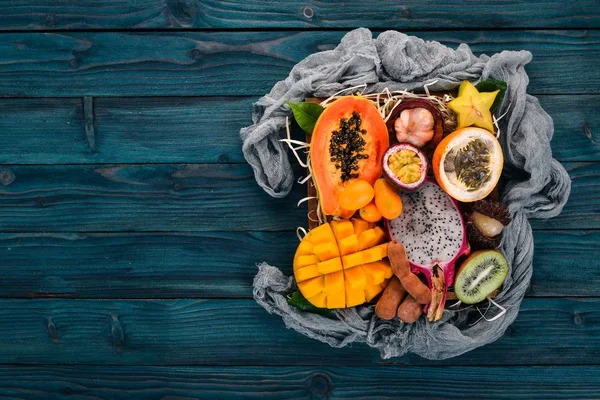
[241,28,571,359]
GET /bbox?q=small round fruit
[373,178,403,220]
[338,179,375,211]
[382,144,428,190]
[432,127,503,202]
[359,202,382,222]
[454,250,509,304]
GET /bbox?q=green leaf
[287,290,330,315]
[476,79,508,113]
[285,101,324,134]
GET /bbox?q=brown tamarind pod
[388,240,432,305]
[399,274,432,305]
[375,276,407,320]
[388,240,410,279]
[397,295,423,323]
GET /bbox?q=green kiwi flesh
[454,250,509,304]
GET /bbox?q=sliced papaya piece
[298,276,324,299]
[313,242,340,261]
[338,234,359,256]
[310,96,389,218]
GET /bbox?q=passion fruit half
[432,127,503,202]
[382,143,428,191]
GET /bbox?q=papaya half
[310,96,389,218]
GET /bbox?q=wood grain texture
[0,30,597,97]
[0,161,592,232]
[0,0,597,30]
[0,298,596,366]
[0,230,593,299]
[0,231,298,298]
[0,95,596,164]
[0,365,598,399]
[0,163,306,232]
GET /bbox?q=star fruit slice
[448,80,499,133]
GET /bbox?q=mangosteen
[385,98,445,154]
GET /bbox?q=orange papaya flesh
[310,96,389,217]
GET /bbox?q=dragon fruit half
[386,180,469,321]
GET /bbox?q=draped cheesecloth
[240,29,570,359]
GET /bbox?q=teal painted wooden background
[0,1,598,398]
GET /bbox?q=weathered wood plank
[539,95,600,162]
[0,161,590,232]
[0,365,598,399]
[0,98,87,164]
[0,231,298,298]
[0,298,595,365]
[0,230,594,299]
[0,0,597,30]
[0,95,596,164]
[528,162,600,230]
[0,163,306,232]
[93,96,251,164]
[0,30,597,97]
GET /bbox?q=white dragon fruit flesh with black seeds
[386,180,469,321]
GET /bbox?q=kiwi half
[454,250,509,304]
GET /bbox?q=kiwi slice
[454,250,509,304]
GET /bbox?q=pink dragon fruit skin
[386,179,469,321]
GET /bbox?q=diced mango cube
[342,243,388,269]
[331,220,354,241]
[326,289,345,308]
[364,284,383,301]
[323,271,344,295]
[362,260,393,284]
[362,243,389,263]
[344,266,366,290]
[317,257,343,274]
[358,227,387,250]
[292,220,392,309]
[294,254,320,270]
[308,223,336,245]
[295,264,320,282]
[351,218,370,237]
[313,242,340,261]
[295,240,314,257]
[308,292,327,308]
[298,276,324,298]
[345,282,366,307]
[338,234,359,256]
